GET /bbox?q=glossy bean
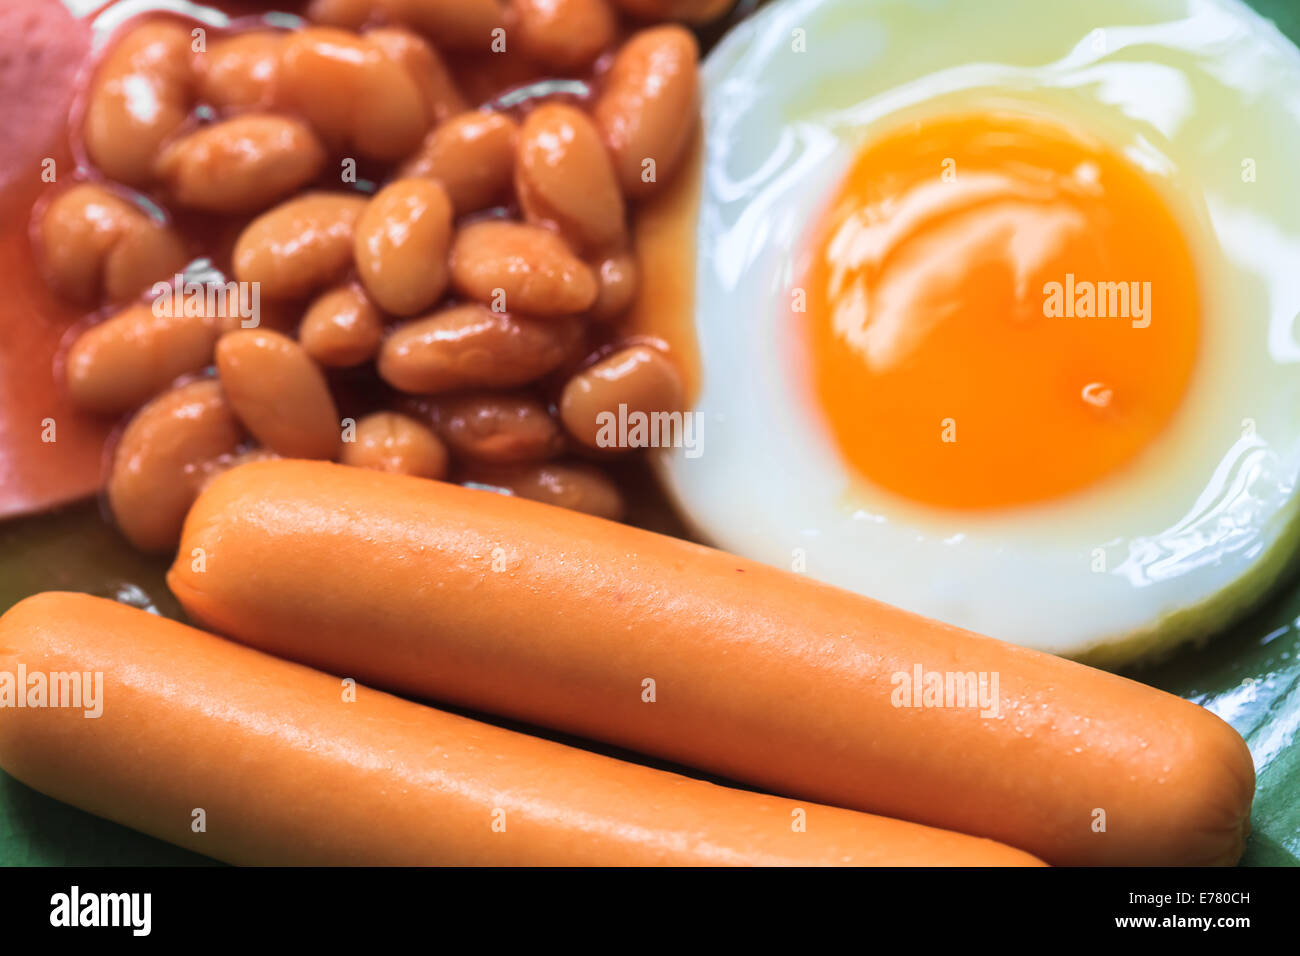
[461,459,624,519]
[341,411,449,478]
[588,251,639,322]
[516,103,625,253]
[412,391,563,463]
[450,220,597,316]
[107,379,243,552]
[592,26,699,199]
[365,27,466,126]
[400,111,518,215]
[84,20,195,185]
[381,0,507,51]
[195,30,284,111]
[65,299,238,415]
[511,0,616,71]
[38,183,187,305]
[305,0,373,29]
[215,329,340,459]
[299,284,384,367]
[378,304,581,393]
[232,192,368,300]
[559,344,683,448]
[279,27,430,162]
[155,114,326,213]
[354,178,453,316]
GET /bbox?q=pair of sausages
[1,459,1255,865]
[0,592,1039,866]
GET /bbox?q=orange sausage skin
[0,592,1043,866]
[170,460,1256,866]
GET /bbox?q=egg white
[656,0,1300,664]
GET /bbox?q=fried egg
[651,0,1300,664]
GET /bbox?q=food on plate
[0,592,1045,866]
[339,411,449,478]
[107,380,243,552]
[170,459,1257,866]
[154,114,327,214]
[214,329,341,461]
[0,0,1286,870]
[83,19,194,185]
[28,6,693,543]
[650,0,1300,665]
[37,183,187,306]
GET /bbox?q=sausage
[170,459,1258,866]
[0,592,1043,866]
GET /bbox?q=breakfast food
[650,0,1300,665]
[0,592,1045,866]
[39,6,702,554]
[170,459,1256,866]
[0,0,1287,872]
[37,183,186,305]
[107,380,243,552]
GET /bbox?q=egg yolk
[801,112,1200,510]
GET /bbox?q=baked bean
[215,329,340,459]
[381,0,507,51]
[450,221,597,316]
[195,31,284,111]
[378,304,582,393]
[516,103,626,253]
[232,192,368,300]
[84,20,194,186]
[589,251,639,322]
[412,391,563,463]
[354,178,453,316]
[38,184,187,305]
[365,27,466,126]
[155,114,327,214]
[341,411,449,478]
[400,111,518,215]
[279,27,429,161]
[65,299,239,415]
[299,284,384,367]
[559,344,684,448]
[610,0,733,22]
[511,0,616,71]
[107,379,243,552]
[305,0,372,30]
[462,460,625,520]
[593,26,699,199]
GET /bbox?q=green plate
[1,0,1297,866]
